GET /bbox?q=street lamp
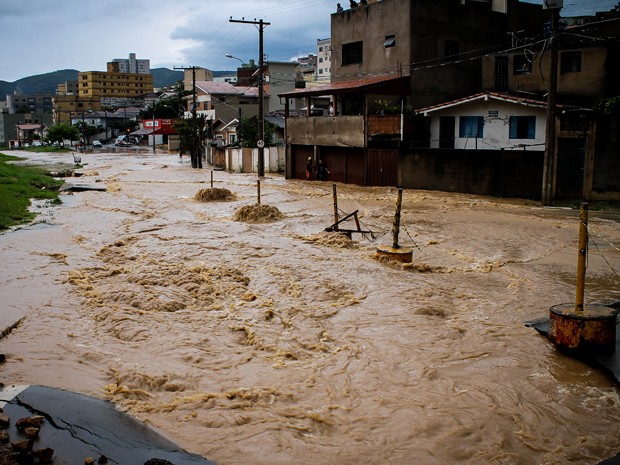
[225,54,246,66]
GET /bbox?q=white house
[417,92,548,151]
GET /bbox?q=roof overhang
[416,92,550,116]
[278,75,410,99]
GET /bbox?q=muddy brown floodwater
[1,150,620,465]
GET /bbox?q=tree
[237,116,277,148]
[74,121,101,144]
[45,123,79,147]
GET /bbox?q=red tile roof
[279,74,410,98]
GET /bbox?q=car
[92,140,102,148]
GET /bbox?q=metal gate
[556,138,585,199]
[367,149,398,186]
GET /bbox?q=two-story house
[280,0,547,187]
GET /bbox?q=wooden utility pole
[229,17,270,177]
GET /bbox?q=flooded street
[1,150,620,465]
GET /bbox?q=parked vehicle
[92,140,102,148]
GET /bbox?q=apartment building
[316,38,332,81]
[111,53,150,75]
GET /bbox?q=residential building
[316,38,332,81]
[331,0,547,109]
[265,62,299,112]
[53,70,154,123]
[0,112,52,147]
[281,0,548,186]
[482,20,620,106]
[188,80,266,123]
[111,53,150,75]
[6,93,54,115]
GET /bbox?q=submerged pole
[549,201,617,352]
[257,180,261,205]
[210,170,214,188]
[392,188,403,249]
[333,184,339,232]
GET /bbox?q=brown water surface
[1,150,619,465]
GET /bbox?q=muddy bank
[1,150,619,465]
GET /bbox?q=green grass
[22,146,72,154]
[0,153,64,230]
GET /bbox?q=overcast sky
[0,0,616,83]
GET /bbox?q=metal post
[333,184,339,231]
[211,170,214,188]
[257,180,261,205]
[152,108,156,154]
[392,189,403,249]
[576,202,589,312]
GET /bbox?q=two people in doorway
[306,158,330,181]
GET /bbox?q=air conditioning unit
[542,0,563,9]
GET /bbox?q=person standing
[306,157,313,180]
[316,159,330,181]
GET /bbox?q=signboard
[488,111,499,117]
[257,140,265,148]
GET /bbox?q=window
[561,51,582,73]
[513,54,532,74]
[384,35,396,48]
[509,116,536,139]
[459,116,484,138]
[319,46,323,52]
[342,41,363,65]
[319,69,324,74]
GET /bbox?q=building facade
[316,38,332,81]
[111,53,150,75]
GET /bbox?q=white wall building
[112,53,150,75]
[316,38,332,81]
[418,92,548,151]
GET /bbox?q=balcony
[286,115,365,147]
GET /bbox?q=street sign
[257,140,265,148]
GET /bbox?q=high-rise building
[110,53,150,75]
[316,38,332,81]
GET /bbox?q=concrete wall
[400,148,544,199]
[213,146,285,173]
[481,46,615,101]
[426,99,547,150]
[286,116,365,147]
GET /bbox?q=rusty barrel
[376,246,413,263]
[549,304,617,352]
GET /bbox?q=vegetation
[45,122,79,147]
[237,116,277,148]
[0,153,64,230]
[598,95,620,116]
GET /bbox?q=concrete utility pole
[229,17,270,177]
[174,65,201,168]
[542,2,561,206]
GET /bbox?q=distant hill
[0,68,237,98]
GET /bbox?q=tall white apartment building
[316,38,332,81]
[112,53,150,74]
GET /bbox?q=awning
[131,127,156,136]
[278,75,410,99]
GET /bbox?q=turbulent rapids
[1,150,620,465]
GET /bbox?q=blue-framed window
[509,116,536,139]
[459,116,484,138]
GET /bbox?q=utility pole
[542,2,561,206]
[229,17,270,177]
[174,65,201,168]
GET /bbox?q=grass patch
[0,153,64,231]
[22,146,72,153]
